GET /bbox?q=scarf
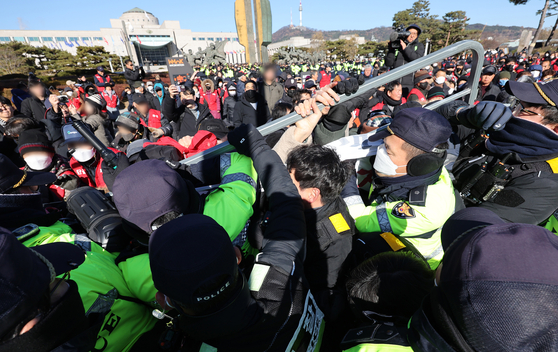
[486,117,558,161]
[382,90,402,106]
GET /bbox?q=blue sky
[2,0,548,33]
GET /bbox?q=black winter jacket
[222,95,238,122]
[231,94,270,127]
[385,38,425,88]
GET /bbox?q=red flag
[103,37,109,45]
[136,35,142,44]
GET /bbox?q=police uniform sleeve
[203,152,257,242]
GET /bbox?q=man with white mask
[17,128,79,201]
[62,124,124,191]
[342,107,459,269]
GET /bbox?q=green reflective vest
[347,167,456,269]
[21,222,158,352]
[344,344,413,351]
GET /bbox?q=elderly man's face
[408,29,419,42]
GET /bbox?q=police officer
[438,80,558,224]
[343,108,459,268]
[385,24,425,96]
[149,124,324,351]
[0,227,98,352]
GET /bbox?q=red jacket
[370,97,407,111]
[320,72,332,88]
[143,131,218,159]
[69,148,120,189]
[407,88,426,103]
[200,90,221,112]
[94,74,111,92]
[101,91,118,108]
[138,109,162,129]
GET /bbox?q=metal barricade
[183,40,484,166]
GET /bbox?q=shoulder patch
[329,213,351,233]
[392,202,416,219]
[380,232,407,252]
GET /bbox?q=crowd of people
[2,23,558,352]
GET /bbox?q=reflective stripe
[376,202,393,233]
[219,153,232,179]
[221,172,256,189]
[74,234,92,252]
[344,195,363,206]
[86,288,118,316]
[424,244,444,261]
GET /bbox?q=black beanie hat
[17,128,54,156]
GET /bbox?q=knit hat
[499,71,511,80]
[414,70,431,85]
[427,86,446,100]
[85,94,105,110]
[17,128,55,156]
[115,111,140,131]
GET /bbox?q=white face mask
[66,91,73,97]
[448,88,455,95]
[72,147,95,162]
[435,76,446,84]
[531,70,541,79]
[297,83,303,89]
[373,143,407,176]
[24,154,53,171]
[229,90,237,96]
[219,82,223,87]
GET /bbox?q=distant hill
[272,24,536,44]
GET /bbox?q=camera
[176,85,184,93]
[389,25,410,49]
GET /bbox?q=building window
[28,37,40,42]
[81,37,90,41]
[208,37,214,41]
[55,37,66,42]
[93,37,103,41]
[199,37,205,41]
[134,45,169,66]
[0,37,9,42]
[42,37,53,42]
[193,38,196,41]
[13,37,26,42]
[68,37,79,41]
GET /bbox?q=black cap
[150,214,250,314]
[0,227,84,338]
[133,93,148,105]
[482,65,497,75]
[0,154,57,193]
[285,78,297,89]
[506,79,558,106]
[368,107,452,153]
[304,80,317,89]
[96,66,104,72]
[411,207,558,351]
[113,159,199,236]
[199,119,230,139]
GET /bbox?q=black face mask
[506,65,515,72]
[122,132,135,142]
[455,68,462,75]
[244,90,258,103]
[418,82,429,90]
[287,89,296,98]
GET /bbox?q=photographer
[385,24,425,96]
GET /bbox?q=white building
[268,36,313,54]
[0,7,247,67]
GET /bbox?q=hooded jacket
[162,95,214,140]
[151,83,165,112]
[200,79,221,112]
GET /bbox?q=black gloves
[53,174,80,190]
[333,77,360,96]
[228,124,269,158]
[456,101,513,131]
[101,152,130,192]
